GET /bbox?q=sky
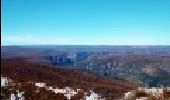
[1,0,170,45]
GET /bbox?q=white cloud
[1,34,78,45]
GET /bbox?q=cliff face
[1,58,136,99]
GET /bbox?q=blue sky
[2,0,170,45]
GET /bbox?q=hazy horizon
[2,44,170,47]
